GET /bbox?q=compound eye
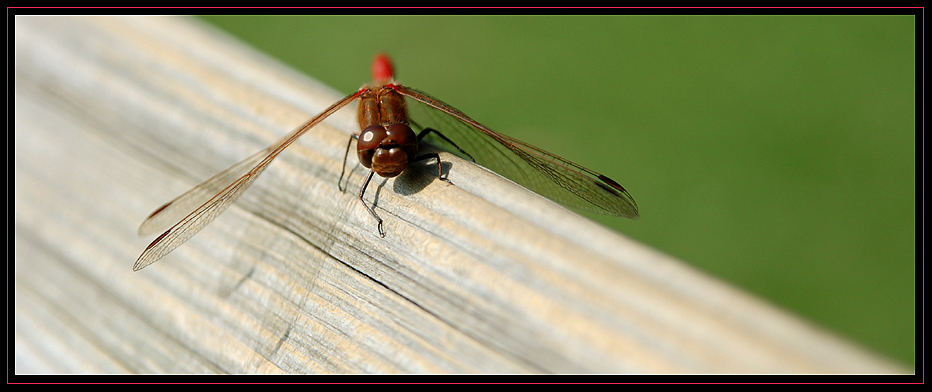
[358,125,387,152]
[385,123,415,146]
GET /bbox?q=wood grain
[13,15,906,374]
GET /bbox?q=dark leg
[417,127,476,162]
[357,170,385,238]
[412,153,453,184]
[338,133,359,192]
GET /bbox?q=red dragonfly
[134,54,638,271]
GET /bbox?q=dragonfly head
[358,123,417,177]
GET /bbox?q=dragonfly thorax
[356,87,417,178]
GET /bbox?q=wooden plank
[12,15,907,374]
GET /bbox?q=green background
[198,15,916,367]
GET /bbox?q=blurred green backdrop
[198,15,916,367]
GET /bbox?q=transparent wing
[134,169,265,271]
[394,85,638,218]
[134,91,361,271]
[137,147,271,237]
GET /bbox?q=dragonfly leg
[417,127,476,162]
[338,133,359,192]
[357,169,385,237]
[412,152,453,184]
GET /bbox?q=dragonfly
[134,54,638,271]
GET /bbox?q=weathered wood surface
[12,15,906,374]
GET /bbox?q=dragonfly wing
[134,91,361,271]
[395,85,638,218]
[137,147,271,236]
[134,168,266,271]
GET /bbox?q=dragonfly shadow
[338,163,389,213]
[393,159,453,197]
[372,176,388,209]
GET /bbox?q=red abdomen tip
[372,53,395,82]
